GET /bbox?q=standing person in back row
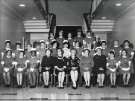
[74,29,83,45]
[83,31,94,50]
[111,40,121,60]
[93,47,107,88]
[121,40,134,59]
[67,33,74,49]
[56,30,64,49]
[101,41,110,57]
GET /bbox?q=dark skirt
[92,67,106,74]
[41,67,53,74]
[55,68,65,75]
[70,67,79,74]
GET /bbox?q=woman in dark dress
[51,41,58,57]
[13,41,22,59]
[93,47,107,87]
[41,49,53,88]
[67,33,74,49]
[101,41,110,57]
[69,49,80,89]
[54,49,66,88]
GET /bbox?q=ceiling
[3,0,135,20]
[93,0,135,20]
[4,0,44,20]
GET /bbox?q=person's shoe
[30,86,33,88]
[19,85,22,88]
[72,86,76,89]
[61,86,64,89]
[111,85,114,88]
[47,85,49,88]
[85,86,88,88]
[17,85,20,88]
[44,85,47,88]
[87,85,91,88]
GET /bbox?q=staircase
[55,26,82,38]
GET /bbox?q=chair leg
[50,74,53,87]
[66,74,69,87]
[36,73,39,87]
[78,75,82,87]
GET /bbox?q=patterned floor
[0,86,135,101]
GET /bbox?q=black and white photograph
[0,0,135,100]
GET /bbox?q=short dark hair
[57,48,64,55]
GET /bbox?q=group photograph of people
[1,30,135,90]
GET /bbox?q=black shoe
[61,87,64,89]
[124,84,129,87]
[6,85,10,87]
[113,85,117,88]
[87,85,91,88]
[18,85,21,88]
[30,86,33,88]
[98,86,101,88]
[85,85,89,88]
[111,85,114,88]
[30,86,35,88]
[58,86,61,89]
[44,85,47,88]
[98,85,104,88]
[72,86,75,89]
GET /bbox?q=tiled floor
[0,86,135,101]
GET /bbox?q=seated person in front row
[41,49,54,88]
[15,49,27,88]
[118,49,132,87]
[26,49,40,88]
[69,49,80,89]
[80,49,94,88]
[54,49,66,89]
[1,49,13,87]
[106,51,118,87]
[93,47,107,88]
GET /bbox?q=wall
[0,0,25,48]
[49,1,91,26]
[30,33,48,42]
[113,3,135,45]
